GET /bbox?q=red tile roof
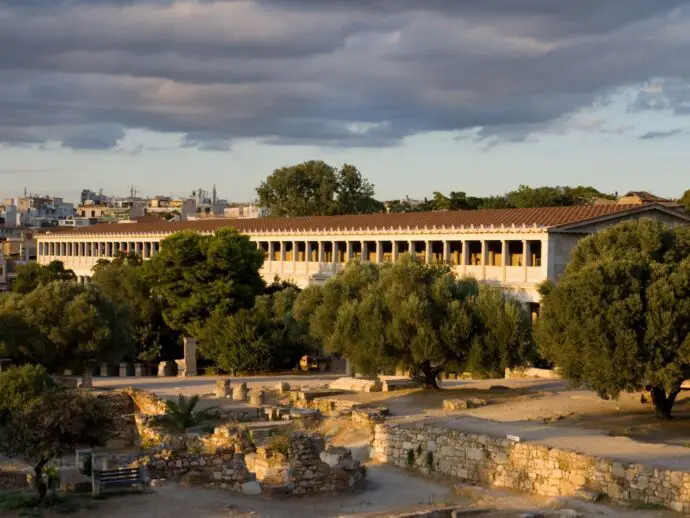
[38,204,682,237]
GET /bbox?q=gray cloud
[1,1,689,150]
[638,129,684,140]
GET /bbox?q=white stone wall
[373,423,690,513]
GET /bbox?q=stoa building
[36,203,689,314]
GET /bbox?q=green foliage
[158,394,219,434]
[536,219,690,419]
[681,189,690,214]
[0,282,132,374]
[294,257,532,387]
[268,433,289,456]
[465,286,534,378]
[0,365,56,424]
[199,287,315,373]
[0,491,87,514]
[143,228,265,336]
[0,375,113,495]
[398,185,615,213]
[91,253,179,363]
[256,160,383,217]
[11,261,76,294]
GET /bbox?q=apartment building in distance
[1,195,75,228]
[35,203,690,312]
[0,229,37,291]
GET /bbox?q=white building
[35,203,689,310]
[224,203,267,219]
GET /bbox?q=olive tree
[295,257,533,387]
[536,219,690,419]
[0,365,112,496]
[0,281,131,374]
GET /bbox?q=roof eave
[548,203,690,233]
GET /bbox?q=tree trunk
[419,361,440,390]
[33,459,48,499]
[649,386,679,420]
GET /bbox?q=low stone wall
[144,449,255,490]
[288,432,366,495]
[351,406,389,426]
[126,388,168,416]
[245,447,289,485]
[373,423,690,513]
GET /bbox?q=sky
[1,1,689,204]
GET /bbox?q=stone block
[78,372,93,389]
[232,383,248,401]
[215,379,232,398]
[443,398,487,411]
[290,408,321,419]
[241,480,262,495]
[381,378,422,392]
[119,362,134,377]
[249,388,266,406]
[330,377,382,392]
[134,363,149,377]
[157,360,176,377]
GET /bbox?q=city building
[223,203,266,219]
[0,230,37,291]
[77,204,145,222]
[35,203,690,310]
[146,197,197,219]
[81,189,108,206]
[1,195,75,227]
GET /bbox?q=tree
[294,257,532,387]
[0,365,57,423]
[0,282,132,374]
[681,189,690,214]
[11,261,76,294]
[0,366,112,496]
[337,164,384,214]
[199,287,315,373]
[157,394,218,434]
[256,160,382,217]
[536,219,690,419]
[143,228,265,337]
[465,286,534,378]
[91,253,179,363]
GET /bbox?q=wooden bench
[92,467,149,497]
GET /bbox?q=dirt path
[53,468,678,518]
[89,465,455,518]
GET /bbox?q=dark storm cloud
[0,0,689,150]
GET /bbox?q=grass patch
[268,433,290,456]
[0,491,96,516]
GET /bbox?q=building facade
[35,204,689,306]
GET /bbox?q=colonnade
[255,238,543,269]
[38,240,160,259]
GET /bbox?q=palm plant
[158,394,219,433]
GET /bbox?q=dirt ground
[330,377,690,446]
[2,470,678,518]
[6,375,690,516]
